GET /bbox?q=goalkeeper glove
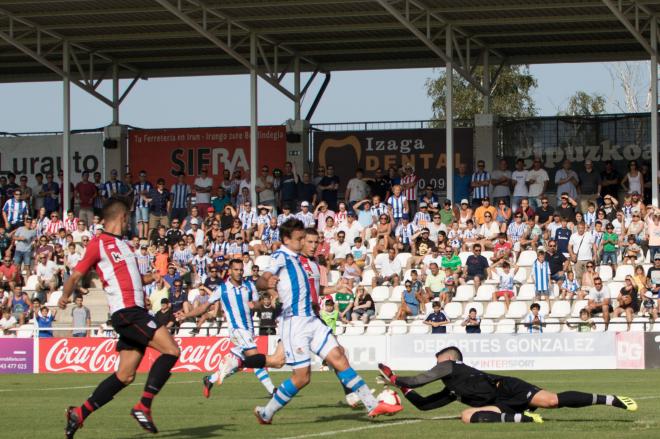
[378,363,398,385]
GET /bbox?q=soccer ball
[377,388,401,406]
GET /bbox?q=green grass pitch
[1,370,658,439]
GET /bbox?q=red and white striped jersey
[299,255,321,305]
[75,232,145,314]
[45,219,64,236]
[401,173,418,202]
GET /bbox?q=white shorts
[229,328,257,359]
[280,315,338,369]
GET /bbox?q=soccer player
[253,219,402,424]
[60,197,181,438]
[379,347,637,424]
[175,258,284,396]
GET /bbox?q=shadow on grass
[151,423,236,438]
[546,418,634,424]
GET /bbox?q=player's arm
[176,301,213,321]
[404,387,457,411]
[60,239,99,309]
[380,361,453,389]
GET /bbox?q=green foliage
[426,65,538,121]
[560,91,607,116]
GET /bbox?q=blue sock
[262,379,298,420]
[337,367,378,411]
[254,368,275,393]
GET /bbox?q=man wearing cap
[470,160,491,207]
[413,202,431,228]
[186,218,205,247]
[295,201,315,228]
[146,178,171,237]
[578,160,601,213]
[194,168,213,214]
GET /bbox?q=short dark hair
[304,227,319,236]
[102,196,130,221]
[436,346,463,362]
[280,218,305,241]
[229,258,243,267]
[530,302,541,310]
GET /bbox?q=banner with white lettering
[0,133,103,183]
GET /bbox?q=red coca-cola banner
[38,336,266,374]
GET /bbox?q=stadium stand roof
[1,0,660,83]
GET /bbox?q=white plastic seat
[480,318,495,334]
[483,302,506,319]
[254,255,271,271]
[481,250,494,261]
[389,286,405,302]
[46,290,63,307]
[571,300,589,317]
[613,265,635,281]
[459,252,472,265]
[591,317,606,332]
[607,281,624,299]
[249,239,262,248]
[597,265,613,282]
[370,286,390,302]
[334,323,345,335]
[514,268,529,284]
[327,270,341,286]
[395,252,412,268]
[451,322,466,334]
[360,269,375,286]
[631,317,651,332]
[609,317,628,331]
[549,300,571,318]
[475,285,496,301]
[462,301,483,318]
[344,322,365,336]
[543,317,561,333]
[373,253,390,268]
[516,250,537,266]
[16,324,35,338]
[388,320,408,334]
[454,285,475,301]
[409,320,430,334]
[25,274,39,291]
[517,284,536,300]
[376,302,398,320]
[485,271,500,284]
[505,301,528,319]
[365,320,387,335]
[444,302,463,319]
[177,322,197,337]
[495,319,516,333]
[187,288,200,305]
[402,269,414,282]
[539,302,550,315]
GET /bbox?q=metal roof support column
[250,32,258,206]
[112,64,119,124]
[651,19,658,206]
[294,56,301,120]
[446,25,454,203]
[483,50,490,113]
[62,41,71,214]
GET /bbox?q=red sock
[139,391,155,410]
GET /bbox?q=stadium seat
[609,317,628,331]
[24,274,39,291]
[395,252,412,268]
[444,302,463,319]
[539,302,550,315]
[327,270,341,286]
[389,286,405,302]
[360,269,375,286]
[187,288,200,304]
[388,320,408,334]
[613,265,635,281]
[373,253,390,268]
[344,322,365,336]
[549,301,571,318]
[249,239,262,248]
[376,303,398,320]
[485,271,500,284]
[402,269,414,282]
[475,285,496,301]
[454,285,475,301]
[571,300,589,317]
[177,322,197,337]
[591,317,606,332]
[481,251,494,261]
[334,323,345,335]
[409,320,430,334]
[370,286,390,302]
[597,265,613,282]
[516,250,537,266]
[562,318,580,332]
[607,281,624,299]
[505,301,528,319]
[483,302,506,319]
[459,252,472,265]
[368,238,378,249]
[462,301,483,317]
[16,324,35,338]
[254,255,271,271]
[451,322,466,334]
[543,317,561,333]
[517,284,536,300]
[631,317,651,332]
[365,320,387,335]
[480,318,495,334]
[514,267,529,284]
[46,290,63,307]
[495,319,516,333]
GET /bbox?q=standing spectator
[256,293,282,335]
[490,159,512,206]
[578,160,601,213]
[103,169,123,200]
[523,303,545,333]
[297,172,317,207]
[193,168,213,213]
[462,307,482,333]
[71,295,91,337]
[526,158,549,209]
[170,172,191,222]
[133,171,153,240]
[387,184,409,224]
[510,158,529,213]
[41,173,59,216]
[531,250,552,307]
[74,171,97,227]
[11,218,36,273]
[17,175,31,209]
[401,164,418,216]
[279,162,299,210]
[318,164,340,211]
[92,171,105,217]
[568,222,597,280]
[600,160,620,201]
[369,168,391,201]
[256,165,276,211]
[212,187,231,213]
[147,178,171,236]
[36,306,56,338]
[470,160,491,206]
[2,188,28,231]
[453,163,471,206]
[345,168,370,210]
[371,247,401,288]
[622,160,643,196]
[32,173,45,216]
[425,301,449,334]
[554,160,579,204]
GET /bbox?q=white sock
[255,368,275,394]
[355,383,378,412]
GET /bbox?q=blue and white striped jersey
[170,183,191,209]
[387,194,407,219]
[256,214,271,226]
[266,246,312,317]
[208,241,230,256]
[471,171,490,199]
[2,198,28,224]
[193,255,212,277]
[262,226,280,244]
[94,183,106,208]
[239,208,258,229]
[532,259,550,292]
[507,222,527,243]
[103,180,123,199]
[370,202,388,218]
[133,182,153,208]
[295,211,315,228]
[277,213,295,226]
[210,279,259,331]
[395,222,416,244]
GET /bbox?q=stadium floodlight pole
[652,19,659,206]
[112,64,120,124]
[483,50,490,113]
[63,41,71,215]
[250,32,258,207]
[294,56,301,120]
[446,25,454,203]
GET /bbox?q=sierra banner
[38,336,267,374]
[313,128,473,192]
[128,126,286,185]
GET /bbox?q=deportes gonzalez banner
[313,128,474,193]
[128,126,286,186]
[38,336,267,374]
[0,338,33,374]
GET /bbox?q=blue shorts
[135,207,149,223]
[13,250,32,266]
[602,251,617,265]
[406,303,419,315]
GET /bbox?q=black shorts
[111,307,161,353]
[493,377,541,413]
[591,304,614,314]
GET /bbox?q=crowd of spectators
[0,156,659,337]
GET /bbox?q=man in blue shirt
[453,163,471,205]
[147,178,171,237]
[425,302,449,334]
[554,217,572,254]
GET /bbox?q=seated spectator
[340,254,362,284]
[613,276,639,331]
[476,211,499,250]
[0,307,17,335]
[446,221,463,251]
[438,275,456,307]
[462,244,489,288]
[295,201,315,228]
[155,298,176,332]
[425,301,449,334]
[408,228,435,268]
[36,306,56,337]
[395,279,422,320]
[0,256,20,291]
[560,270,582,300]
[191,287,217,335]
[350,237,368,269]
[394,214,416,252]
[319,298,339,333]
[640,292,658,321]
[647,255,660,297]
[339,212,364,246]
[329,231,351,269]
[520,217,542,252]
[490,233,513,269]
[169,278,191,315]
[256,293,282,335]
[462,307,482,333]
[371,248,401,288]
[545,239,568,283]
[586,277,612,329]
[352,286,375,324]
[148,272,170,312]
[492,262,518,310]
[35,253,60,303]
[371,213,394,250]
[523,302,545,334]
[334,279,355,323]
[566,308,596,332]
[461,219,478,250]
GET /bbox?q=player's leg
[241,347,276,394]
[531,389,637,411]
[462,406,541,424]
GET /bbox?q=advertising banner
[0,133,103,183]
[388,333,618,371]
[313,128,473,193]
[128,126,287,186]
[615,332,645,369]
[644,332,660,369]
[38,336,266,373]
[0,338,33,374]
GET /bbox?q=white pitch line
[0,380,200,393]
[278,415,458,439]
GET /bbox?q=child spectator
[0,307,17,335]
[320,298,340,333]
[641,292,658,322]
[560,270,581,300]
[425,301,449,334]
[566,308,596,332]
[35,306,56,337]
[438,275,456,307]
[531,250,552,308]
[462,307,481,333]
[523,302,545,333]
[492,262,518,310]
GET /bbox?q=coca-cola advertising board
[0,338,33,374]
[38,336,266,373]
